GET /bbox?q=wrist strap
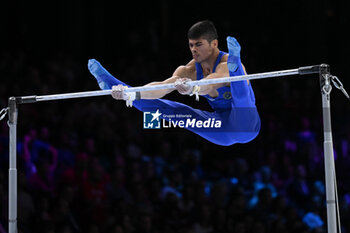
[136,92,141,100]
[189,85,200,101]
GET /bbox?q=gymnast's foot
[88,59,117,90]
[226,36,241,74]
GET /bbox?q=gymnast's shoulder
[172,60,197,78]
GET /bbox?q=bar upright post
[319,64,337,233]
[8,97,18,233]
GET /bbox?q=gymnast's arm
[195,63,230,95]
[139,65,190,99]
[196,62,248,96]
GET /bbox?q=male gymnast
[88,20,260,146]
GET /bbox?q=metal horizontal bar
[19,67,304,103]
[35,89,112,102]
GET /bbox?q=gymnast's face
[189,38,218,63]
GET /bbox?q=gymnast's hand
[111,84,126,99]
[174,78,193,95]
[111,85,136,107]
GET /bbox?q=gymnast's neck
[199,48,221,74]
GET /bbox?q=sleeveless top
[195,51,232,111]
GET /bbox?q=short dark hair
[187,20,218,42]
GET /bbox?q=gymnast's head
[187,20,219,62]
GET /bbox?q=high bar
[14,64,327,104]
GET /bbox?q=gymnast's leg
[225,37,261,143]
[88,59,235,145]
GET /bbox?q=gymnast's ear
[210,39,218,48]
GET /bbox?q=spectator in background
[160,170,183,200]
[80,158,110,224]
[251,188,273,222]
[212,207,227,233]
[18,172,35,232]
[193,204,213,233]
[28,146,58,198]
[288,164,311,209]
[136,214,154,233]
[249,166,277,208]
[52,198,80,233]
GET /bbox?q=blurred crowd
[1,44,350,233]
[1,3,350,232]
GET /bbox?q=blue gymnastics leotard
[88,38,260,146]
